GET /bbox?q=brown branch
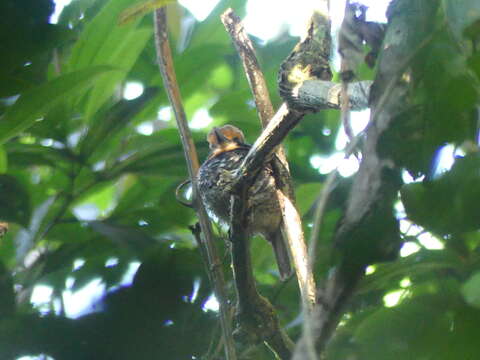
[227,185,294,358]
[232,104,303,189]
[221,8,274,129]
[221,8,316,310]
[289,79,371,111]
[153,8,237,360]
[220,9,303,358]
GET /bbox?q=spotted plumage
[198,125,293,280]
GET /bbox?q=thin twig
[153,8,237,360]
[189,222,211,278]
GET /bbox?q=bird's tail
[267,228,293,281]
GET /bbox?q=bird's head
[207,125,247,157]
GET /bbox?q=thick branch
[153,8,237,360]
[229,189,257,303]
[229,191,294,359]
[291,80,371,111]
[232,104,303,190]
[293,2,431,357]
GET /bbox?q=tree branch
[232,104,303,190]
[293,2,438,357]
[221,9,275,129]
[221,8,316,310]
[288,79,371,111]
[220,9,309,358]
[153,8,237,360]
[229,188,294,359]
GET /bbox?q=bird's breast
[198,149,281,234]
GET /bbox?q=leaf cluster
[0,0,479,359]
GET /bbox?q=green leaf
[401,154,480,234]
[210,89,257,125]
[359,249,462,295]
[209,64,234,90]
[78,87,158,160]
[111,175,173,216]
[57,0,98,27]
[105,129,208,178]
[83,28,153,121]
[0,66,116,145]
[15,196,56,262]
[0,23,75,96]
[188,0,246,48]
[118,0,177,25]
[89,221,155,253]
[0,146,7,174]
[78,183,116,214]
[68,0,141,71]
[173,44,230,106]
[296,182,322,216]
[0,175,30,226]
[461,271,480,308]
[352,294,454,360]
[67,0,153,121]
[5,143,75,169]
[468,53,480,80]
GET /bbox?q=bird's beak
[213,127,228,144]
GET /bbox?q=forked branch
[221,8,316,311]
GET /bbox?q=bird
[197,125,293,280]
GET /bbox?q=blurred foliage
[0,0,479,359]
